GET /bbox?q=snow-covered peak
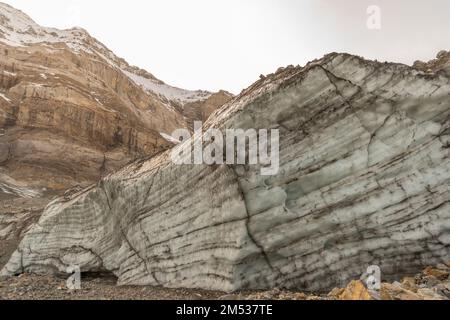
[0,2,40,33]
[0,2,92,52]
[0,2,214,105]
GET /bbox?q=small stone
[338,280,373,300]
[381,283,422,300]
[423,267,449,280]
[306,295,322,300]
[436,263,449,270]
[436,50,448,59]
[401,277,418,292]
[434,284,450,298]
[292,292,308,300]
[442,281,450,291]
[328,287,344,298]
[423,275,441,288]
[416,288,446,300]
[218,294,241,300]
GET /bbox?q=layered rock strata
[0,2,231,191]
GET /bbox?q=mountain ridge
[0,2,232,269]
[0,2,234,106]
[0,1,232,192]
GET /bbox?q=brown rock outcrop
[0,2,231,192]
[0,2,231,261]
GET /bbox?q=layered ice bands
[2,53,450,292]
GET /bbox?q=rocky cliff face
[3,52,449,292]
[0,2,231,271]
[0,2,231,191]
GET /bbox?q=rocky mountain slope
[2,51,449,292]
[0,2,231,272]
[0,2,231,192]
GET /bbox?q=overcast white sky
[4,0,450,93]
